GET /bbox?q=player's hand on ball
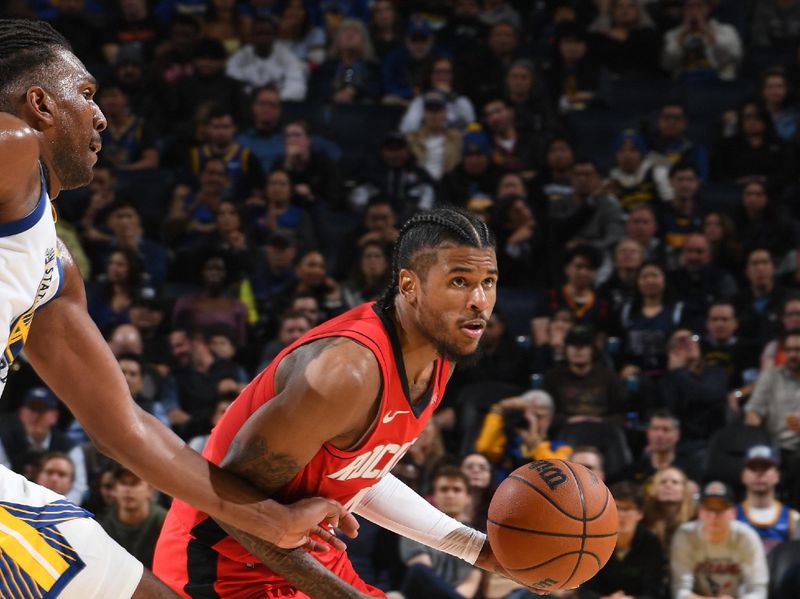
[280,497,359,552]
[474,540,551,595]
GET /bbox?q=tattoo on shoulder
[223,435,300,496]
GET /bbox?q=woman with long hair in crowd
[341,240,390,308]
[460,452,495,532]
[172,253,249,347]
[275,0,326,66]
[399,55,475,133]
[702,210,743,277]
[369,0,403,60]
[643,466,697,553]
[88,247,145,333]
[619,261,684,376]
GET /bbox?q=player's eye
[483,278,496,288]
[451,277,466,287]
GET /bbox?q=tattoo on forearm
[223,435,299,496]
[216,522,364,599]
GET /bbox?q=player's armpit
[214,521,369,599]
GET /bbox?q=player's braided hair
[376,207,495,313]
[0,20,72,107]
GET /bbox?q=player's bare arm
[215,337,382,598]
[23,241,352,551]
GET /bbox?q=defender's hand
[276,498,359,552]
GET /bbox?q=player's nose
[93,104,107,132]
[468,285,490,312]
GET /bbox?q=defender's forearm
[215,521,365,599]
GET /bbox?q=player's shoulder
[0,113,39,159]
[0,112,41,204]
[282,336,381,400]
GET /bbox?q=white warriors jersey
[0,163,63,397]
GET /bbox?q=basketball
[487,459,619,593]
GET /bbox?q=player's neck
[38,156,61,200]
[392,304,439,383]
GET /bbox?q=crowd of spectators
[5,0,800,597]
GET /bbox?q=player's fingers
[311,525,347,552]
[337,511,360,538]
[301,537,330,552]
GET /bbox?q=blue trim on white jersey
[0,170,48,238]
[39,256,64,308]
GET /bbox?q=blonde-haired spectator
[644,466,698,553]
[309,18,380,103]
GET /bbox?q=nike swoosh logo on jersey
[382,410,410,424]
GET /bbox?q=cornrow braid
[377,207,495,313]
[0,19,72,105]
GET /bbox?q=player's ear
[24,85,57,131]
[398,268,417,305]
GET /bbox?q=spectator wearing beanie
[607,128,670,212]
[438,127,503,207]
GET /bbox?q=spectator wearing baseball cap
[671,480,768,599]
[541,324,629,425]
[0,388,88,505]
[405,90,464,181]
[736,445,799,553]
[381,17,442,105]
[439,126,504,207]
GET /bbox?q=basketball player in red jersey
[154,208,533,598]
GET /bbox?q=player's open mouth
[460,320,485,338]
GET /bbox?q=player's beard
[51,122,94,190]
[416,310,484,367]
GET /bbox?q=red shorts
[153,510,386,598]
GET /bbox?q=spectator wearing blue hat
[737,445,800,554]
[0,388,88,505]
[382,17,445,105]
[438,127,503,207]
[608,128,671,212]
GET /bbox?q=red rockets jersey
[156,302,452,569]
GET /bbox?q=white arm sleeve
[353,473,487,565]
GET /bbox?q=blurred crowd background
[4,0,800,597]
